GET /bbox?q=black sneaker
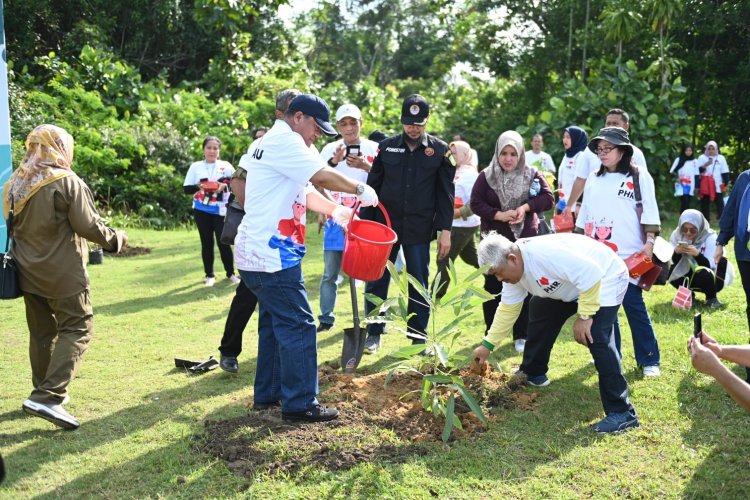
[219,355,239,373]
[282,404,340,423]
[252,400,281,411]
[317,322,334,333]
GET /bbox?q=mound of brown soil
[108,245,151,257]
[200,365,537,479]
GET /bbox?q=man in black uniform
[362,94,455,354]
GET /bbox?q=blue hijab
[564,126,588,158]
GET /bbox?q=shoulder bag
[1,196,22,299]
[630,167,669,290]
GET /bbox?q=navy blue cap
[288,94,337,136]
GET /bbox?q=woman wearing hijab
[470,131,554,353]
[576,127,662,377]
[556,126,589,214]
[669,144,699,213]
[669,209,727,308]
[2,124,126,430]
[716,168,750,382]
[696,140,730,222]
[433,141,481,298]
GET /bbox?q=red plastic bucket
[341,202,398,282]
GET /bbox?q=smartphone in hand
[346,144,361,157]
[694,313,702,339]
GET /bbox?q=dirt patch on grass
[200,364,536,479]
[108,245,152,257]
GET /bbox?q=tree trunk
[581,0,590,83]
[567,1,573,79]
[659,26,667,94]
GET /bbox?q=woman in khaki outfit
[2,124,126,430]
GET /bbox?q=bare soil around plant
[200,364,537,479]
[108,245,152,257]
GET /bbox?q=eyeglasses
[595,146,617,155]
[682,227,698,235]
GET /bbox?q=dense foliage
[4,0,749,224]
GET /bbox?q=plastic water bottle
[529,178,540,197]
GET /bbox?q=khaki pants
[23,290,93,405]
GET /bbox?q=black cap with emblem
[401,94,430,126]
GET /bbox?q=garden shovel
[341,277,366,373]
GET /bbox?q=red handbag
[624,252,655,279]
[552,214,574,232]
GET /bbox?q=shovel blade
[341,327,361,373]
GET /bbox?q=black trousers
[699,194,724,223]
[737,260,750,381]
[218,280,258,357]
[520,297,633,415]
[679,194,692,213]
[482,274,530,340]
[194,209,234,278]
[669,257,727,300]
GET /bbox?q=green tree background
[4,0,749,224]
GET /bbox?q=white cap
[335,104,362,122]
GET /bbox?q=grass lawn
[1,224,750,498]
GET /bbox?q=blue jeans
[614,283,660,367]
[364,242,430,343]
[318,250,343,325]
[520,297,634,415]
[239,265,319,412]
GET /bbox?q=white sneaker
[62,395,70,405]
[228,275,241,284]
[205,276,216,287]
[22,399,80,429]
[514,339,526,353]
[643,365,661,377]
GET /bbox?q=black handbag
[220,201,245,246]
[1,196,22,300]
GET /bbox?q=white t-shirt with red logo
[500,233,629,307]
[453,166,480,228]
[557,152,584,204]
[575,166,660,281]
[234,120,324,273]
[183,160,234,215]
[317,138,378,250]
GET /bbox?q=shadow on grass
[1,372,242,488]
[95,282,238,317]
[676,368,750,498]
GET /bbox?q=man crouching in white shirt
[472,232,640,434]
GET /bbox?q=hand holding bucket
[341,201,398,282]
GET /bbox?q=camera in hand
[346,144,361,157]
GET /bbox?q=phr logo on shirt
[536,276,561,294]
[617,180,635,200]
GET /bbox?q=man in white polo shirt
[472,232,639,434]
[316,104,379,333]
[235,94,378,423]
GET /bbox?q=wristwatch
[578,314,592,321]
[356,183,366,195]
[646,237,655,245]
[327,158,337,167]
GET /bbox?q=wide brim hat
[587,126,633,156]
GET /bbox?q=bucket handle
[348,201,392,237]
